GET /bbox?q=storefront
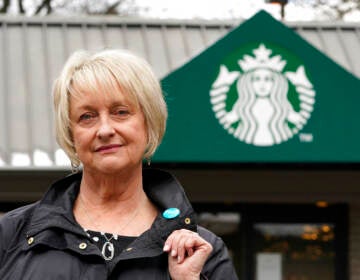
[154,12,360,279]
[1,11,360,280]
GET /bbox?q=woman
[0,49,238,279]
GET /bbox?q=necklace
[78,195,140,261]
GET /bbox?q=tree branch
[34,0,52,15]
[18,0,25,14]
[105,0,124,15]
[0,0,10,13]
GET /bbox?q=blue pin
[162,208,180,219]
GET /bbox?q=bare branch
[105,0,124,15]
[0,0,10,13]
[35,0,52,15]
[18,0,25,14]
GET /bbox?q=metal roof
[0,15,359,169]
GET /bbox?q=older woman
[0,49,238,279]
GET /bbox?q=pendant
[102,241,115,261]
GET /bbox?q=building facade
[1,11,360,280]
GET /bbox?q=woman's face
[251,69,274,97]
[69,89,148,174]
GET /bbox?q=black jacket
[0,169,238,280]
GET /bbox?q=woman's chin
[86,158,140,175]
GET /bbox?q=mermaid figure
[224,67,302,146]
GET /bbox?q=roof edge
[0,14,239,26]
[0,15,359,28]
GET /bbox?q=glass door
[253,223,335,280]
[194,203,348,280]
[247,204,348,280]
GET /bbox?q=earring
[146,157,151,166]
[71,162,79,173]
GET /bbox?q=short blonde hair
[53,49,167,167]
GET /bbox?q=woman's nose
[96,117,115,139]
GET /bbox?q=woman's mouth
[95,144,122,153]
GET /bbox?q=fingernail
[171,250,176,257]
[163,244,170,251]
[177,256,181,263]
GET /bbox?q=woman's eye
[116,109,130,117]
[79,113,93,121]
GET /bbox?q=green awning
[156,11,360,163]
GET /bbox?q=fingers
[163,229,210,264]
[177,233,196,263]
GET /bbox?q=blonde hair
[53,49,167,167]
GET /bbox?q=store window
[197,211,242,274]
[254,223,335,280]
[194,203,348,280]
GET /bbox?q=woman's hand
[163,229,213,280]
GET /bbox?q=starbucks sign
[210,43,315,146]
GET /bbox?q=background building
[1,11,360,280]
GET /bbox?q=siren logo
[210,43,315,146]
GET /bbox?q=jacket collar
[26,172,84,237]
[26,168,197,259]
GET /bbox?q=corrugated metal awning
[0,15,359,169]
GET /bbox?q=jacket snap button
[184,217,191,224]
[27,237,34,245]
[79,242,87,250]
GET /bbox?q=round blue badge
[162,208,180,219]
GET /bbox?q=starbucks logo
[210,43,315,146]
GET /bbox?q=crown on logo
[238,44,286,72]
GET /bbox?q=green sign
[155,11,360,163]
[210,42,315,147]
